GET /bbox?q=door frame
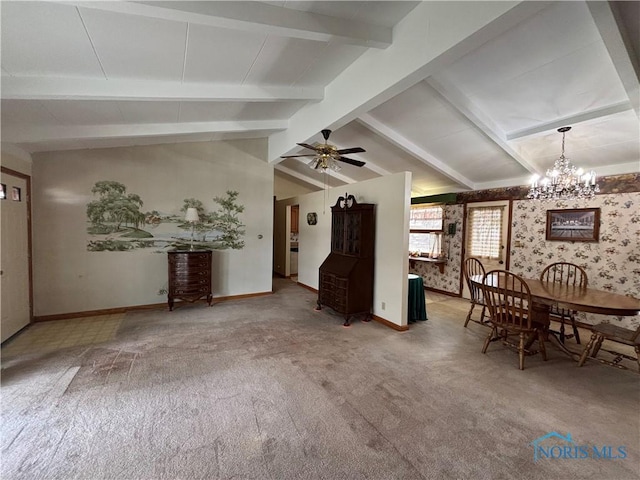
[1,166,34,331]
[460,199,513,299]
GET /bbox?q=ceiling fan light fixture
[527,126,599,201]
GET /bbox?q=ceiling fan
[280,129,366,171]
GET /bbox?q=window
[410,204,443,230]
[467,206,504,260]
[409,204,444,255]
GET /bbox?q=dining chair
[463,257,489,328]
[481,270,547,370]
[539,262,588,344]
[577,323,640,372]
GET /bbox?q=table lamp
[184,207,199,250]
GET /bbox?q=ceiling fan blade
[280,154,316,158]
[297,142,321,151]
[336,147,365,155]
[338,156,366,167]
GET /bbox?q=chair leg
[578,333,598,367]
[464,303,475,328]
[538,329,547,361]
[480,305,486,323]
[482,326,496,354]
[559,319,566,344]
[590,335,605,358]
[635,345,640,373]
[518,332,525,370]
[571,316,581,344]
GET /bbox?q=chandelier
[527,126,599,201]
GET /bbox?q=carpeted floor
[2,278,639,479]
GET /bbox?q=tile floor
[1,314,124,358]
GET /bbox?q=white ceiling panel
[183,24,266,84]
[437,2,603,98]
[336,121,465,189]
[243,36,326,86]
[369,81,469,143]
[78,7,187,81]
[293,42,366,87]
[425,128,529,183]
[466,42,629,133]
[0,2,104,77]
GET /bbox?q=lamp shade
[184,207,199,222]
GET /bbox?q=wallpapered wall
[510,193,640,329]
[410,193,640,330]
[410,204,464,294]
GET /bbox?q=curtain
[468,207,503,260]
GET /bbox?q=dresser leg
[168,297,174,311]
[207,294,213,307]
[343,315,351,327]
[314,299,322,311]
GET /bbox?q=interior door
[462,200,510,299]
[1,169,31,342]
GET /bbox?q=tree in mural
[210,191,245,249]
[176,191,245,250]
[87,180,145,232]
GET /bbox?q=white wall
[1,146,32,175]
[275,172,412,327]
[31,139,274,316]
[274,171,317,200]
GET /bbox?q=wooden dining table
[470,273,640,358]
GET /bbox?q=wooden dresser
[167,250,213,310]
[317,195,375,326]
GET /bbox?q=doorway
[462,200,511,300]
[290,205,299,279]
[1,167,32,342]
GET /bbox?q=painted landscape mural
[86,180,245,252]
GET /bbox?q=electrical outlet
[381,302,386,310]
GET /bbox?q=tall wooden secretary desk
[317,194,375,326]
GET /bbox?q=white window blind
[468,207,504,260]
[410,205,443,231]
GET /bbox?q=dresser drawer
[172,285,211,296]
[169,252,210,263]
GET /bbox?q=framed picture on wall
[546,208,600,242]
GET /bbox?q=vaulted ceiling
[2,1,638,197]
